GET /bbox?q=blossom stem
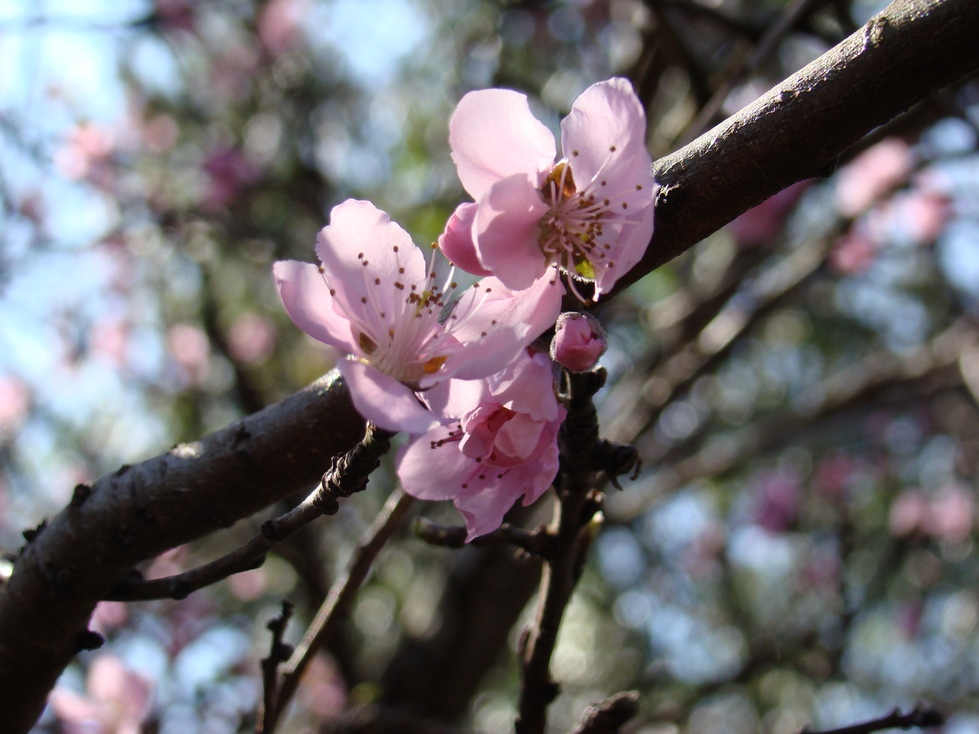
[515,369,610,734]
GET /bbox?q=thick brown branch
[1,1,977,729]
[0,372,366,732]
[613,0,979,296]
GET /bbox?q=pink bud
[550,312,607,372]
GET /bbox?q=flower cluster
[275,78,655,538]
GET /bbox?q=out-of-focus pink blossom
[140,114,180,154]
[228,312,277,365]
[201,146,262,210]
[228,567,268,601]
[0,375,31,436]
[91,601,129,634]
[258,0,309,56]
[866,189,952,246]
[751,470,801,534]
[835,138,913,218]
[728,180,810,248]
[299,655,347,717]
[397,350,565,540]
[89,318,130,367]
[889,485,973,543]
[155,0,195,33]
[888,489,928,537]
[275,199,562,433]
[444,77,656,300]
[924,484,973,543]
[812,453,857,500]
[55,124,116,188]
[167,324,210,386]
[49,654,153,734]
[550,312,607,372]
[829,229,877,274]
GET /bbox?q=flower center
[537,162,603,279]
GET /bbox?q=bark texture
[1,0,978,729]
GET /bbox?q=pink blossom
[166,323,210,386]
[49,654,153,734]
[258,0,309,56]
[728,180,810,248]
[829,229,878,274]
[275,200,562,433]
[0,375,31,436]
[443,77,656,300]
[550,312,607,372]
[397,350,565,539]
[201,146,262,210]
[835,138,913,218]
[751,470,801,534]
[227,312,277,365]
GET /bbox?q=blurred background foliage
[2,0,979,731]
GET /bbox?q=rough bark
[0,0,978,729]
[613,0,979,294]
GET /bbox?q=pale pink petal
[474,174,550,290]
[337,359,441,433]
[456,452,558,540]
[560,78,648,185]
[274,260,357,353]
[419,378,485,421]
[439,273,563,381]
[490,350,561,421]
[594,183,656,296]
[438,202,490,276]
[314,199,426,327]
[494,413,546,463]
[49,688,104,723]
[450,89,556,201]
[397,430,479,501]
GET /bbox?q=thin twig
[802,706,944,734]
[413,518,551,557]
[107,424,393,602]
[260,601,294,729]
[515,370,622,734]
[260,488,415,734]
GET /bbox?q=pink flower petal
[594,184,657,296]
[314,199,426,330]
[440,273,563,381]
[474,174,550,290]
[396,429,478,500]
[274,260,357,353]
[438,202,490,276]
[337,359,442,433]
[450,88,556,201]
[560,78,648,184]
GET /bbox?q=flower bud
[550,312,607,372]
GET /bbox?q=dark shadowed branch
[1,1,978,729]
[261,488,415,734]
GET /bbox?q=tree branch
[1,1,977,729]
[0,372,367,732]
[613,0,979,295]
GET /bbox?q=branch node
[21,520,47,545]
[73,629,105,653]
[70,484,93,509]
